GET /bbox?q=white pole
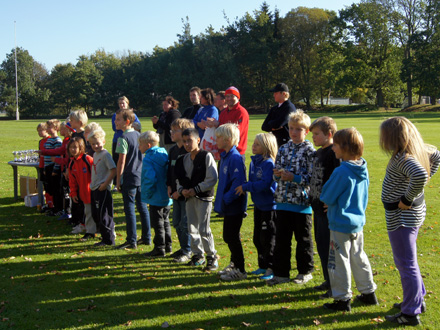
[14,21,19,121]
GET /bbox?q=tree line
[1,0,439,119]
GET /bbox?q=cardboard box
[20,176,38,199]
[24,193,39,207]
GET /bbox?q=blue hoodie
[141,146,172,207]
[214,146,247,215]
[193,104,219,139]
[242,154,276,211]
[320,159,369,234]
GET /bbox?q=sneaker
[319,290,332,300]
[187,255,206,266]
[314,281,330,291]
[356,292,378,305]
[40,205,50,213]
[45,210,56,216]
[94,241,111,247]
[266,276,290,286]
[292,273,313,284]
[170,249,183,258]
[250,268,266,275]
[58,212,72,220]
[80,233,95,241]
[324,299,351,312]
[116,241,137,250]
[220,268,247,281]
[71,224,86,234]
[394,301,426,313]
[173,253,191,263]
[165,245,172,253]
[218,262,234,275]
[137,239,151,246]
[385,312,421,326]
[144,248,166,257]
[203,256,219,271]
[259,268,274,280]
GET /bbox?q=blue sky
[1,0,357,72]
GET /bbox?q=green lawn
[1,112,440,329]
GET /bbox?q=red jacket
[42,137,70,171]
[218,102,249,154]
[69,153,93,204]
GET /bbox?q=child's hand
[116,183,122,192]
[273,168,283,177]
[63,172,69,180]
[280,171,294,182]
[323,204,328,213]
[188,188,196,197]
[235,185,244,195]
[171,191,180,200]
[72,196,78,203]
[167,186,172,198]
[181,189,190,198]
[398,201,411,210]
[98,183,107,191]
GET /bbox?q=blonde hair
[60,121,73,137]
[88,129,106,142]
[85,122,102,133]
[47,119,60,130]
[139,131,159,146]
[288,109,311,129]
[37,122,47,131]
[310,116,337,136]
[171,118,195,130]
[254,133,278,161]
[380,116,433,176]
[69,110,88,128]
[334,127,364,158]
[216,123,240,147]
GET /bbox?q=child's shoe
[165,245,172,253]
[393,301,426,313]
[220,268,247,281]
[385,312,421,326]
[80,233,96,241]
[324,299,351,312]
[144,248,166,257]
[116,241,137,249]
[266,276,289,286]
[170,249,183,259]
[173,253,191,263]
[58,212,72,220]
[203,255,219,271]
[136,239,151,246]
[250,268,266,275]
[71,224,86,234]
[356,292,378,305]
[314,280,330,291]
[218,262,234,275]
[260,268,274,280]
[319,290,332,299]
[187,255,205,266]
[292,273,313,284]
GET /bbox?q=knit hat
[225,86,240,99]
[66,122,76,133]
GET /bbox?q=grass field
[1,112,440,329]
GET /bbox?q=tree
[73,55,103,114]
[47,63,76,116]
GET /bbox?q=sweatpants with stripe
[185,197,216,258]
[328,230,377,300]
[91,189,115,244]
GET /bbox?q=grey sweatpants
[185,197,216,257]
[328,230,377,300]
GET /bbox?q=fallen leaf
[161,321,169,328]
[242,321,251,327]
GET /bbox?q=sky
[1,0,357,72]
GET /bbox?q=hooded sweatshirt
[320,159,369,234]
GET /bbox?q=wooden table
[8,161,44,206]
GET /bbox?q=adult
[152,96,181,152]
[111,96,141,186]
[208,86,249,155]
[262,83,296,148]
[193,88,219,139]
[182,87,202,120]
[214,91,227,113]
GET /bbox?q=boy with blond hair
[268,110,315,286]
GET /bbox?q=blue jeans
[121,185,151,244]
[173,199,191,255]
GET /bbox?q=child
[115,108,151,249]
[167,118,194,263]
[235,133,277,280]
[268,110,315,286]
[214,124,247,280]
[68,137,96,241]
[84,122,102,156]
[88,129,117,246]
[380,117,440,326]
[139,131,173,257]
[132,121,142,133]
[37,123,50,212]
[309,117,340,298]
[44,119,63,216]
[176,128,218,270]
[320,128,377,312]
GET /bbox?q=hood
[341,158,368,181]
[145,146,169,167]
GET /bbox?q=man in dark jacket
[182,87,202,120]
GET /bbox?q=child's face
[114,113,128,131]
[311,127,332,148]
[332,143,347,160]
[183,134,200,153]
[59,126,67,137]
[84,129,91,141]
[289,123,308,144]
[252,139,264,156]
[90,138,105,153]
[37,128,47,138]
[170,127,182,143]
[69,142,81,158]
[70,118,82,130]
[46,125,57,136]
[138,141,151,154]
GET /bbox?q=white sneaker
[292,273,313,284]
[71,224,86,234]
[218,262,234,275]
[220,268,247,281]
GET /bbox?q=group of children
[36,107,439,326]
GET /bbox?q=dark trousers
[71,198,85,226]
[61,174,71,214]
[272,210,314,277]
[313,205,330,284]
[149,205,172,250]
[45,164,62,212]
[223,213,245,272]
[253,207,276,269]
[91,189,115,245]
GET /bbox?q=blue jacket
[214,146,247,215]
[242,154,276,211]
[193,105,219,139]
[141,146,172,207]
[320,159,369,234]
